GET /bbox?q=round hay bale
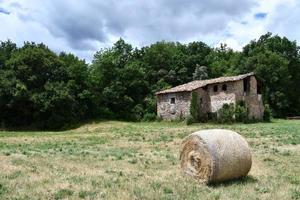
[180,129,252,184]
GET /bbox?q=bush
[186,115,195,125]
[212,101,250,124]
[217,103,235,123]
[263,104,272,122]
[98,107,116,120]
[207,112,218,121]
[142,113,157,122]
[144,96,156,114]
[132,104,144,121]
[235,101,248,122]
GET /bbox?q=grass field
[0,120,299,200]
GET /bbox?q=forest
[0,32,299,129]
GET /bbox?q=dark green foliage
[142,113,157,122]
[239,33,300,117]
[263,104,272,122]
[212,101,249,123]
[217,103,235,123]
[0,41,93,129]
[235,101,248,123]
[207,112,218,121]
[189,91,199,122]
[0,40,16,69]
[186,115,195,125]
[1,32,300,129]
[91,39,149,121]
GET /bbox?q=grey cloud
[0,7,10,15]
[16,0,256,50]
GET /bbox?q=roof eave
[155,72,255,95]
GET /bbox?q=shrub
[186,115,195,125]
[132,104,144,121]
[217,103,235,123]
[99,107,116,119]
[207,112,218,121]
[263,104,272,122]
[144,96,156,114]
[235,101,248,122]
[142,113,156,122]
[236,100,246,107]
[212,101,250,124]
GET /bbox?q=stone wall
[207,81,239,112]
[157,92,191,120]
[244,76,264,119]
[245,94,264,119]
[156,75,264,120]
[194,88,210,114]
[204,77,264,119]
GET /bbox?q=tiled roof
[156,72,254,95]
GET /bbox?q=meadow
[0,120,299,200]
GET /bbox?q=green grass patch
[0,119,299,199]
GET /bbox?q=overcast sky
[0,0,299,62]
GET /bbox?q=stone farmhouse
[156,72,264,120]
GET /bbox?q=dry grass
[0,120,299,199]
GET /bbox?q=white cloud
[0,0,300,62]
[218,0,298,50]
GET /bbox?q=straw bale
[180,129,252,183]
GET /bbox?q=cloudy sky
[0,0,299,62]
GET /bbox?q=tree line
[0,33,299,129]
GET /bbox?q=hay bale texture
[180,129,252,183]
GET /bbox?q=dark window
[257,82,262,94]
[213,85,218,92]
[243,79,247,92]
[222,84,227,91]
[170,97,175,104]
[243,78,250,93]
[199,98,203,104]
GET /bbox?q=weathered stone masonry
[157,92,191,120]
[156,73,264,120]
